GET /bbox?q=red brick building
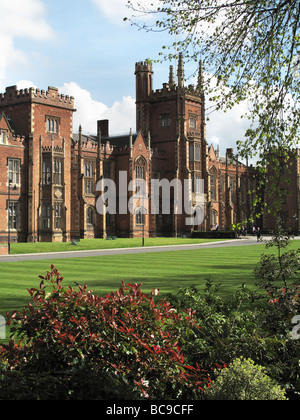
[0,85,74,244]
[0,57,298,244]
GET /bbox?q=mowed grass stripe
[3,241,298,317]
[10,237,232,255]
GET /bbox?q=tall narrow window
[135,157,146,197]
[189,117,197,129]
[161,113,171,128]
[84,161,93,178]
[42,203,51,229]
[135,207,146,225]
[43,158,51,185]
[230,179,236,203]
[212,210,218,226]
[195,144,201,162]
[54,204,62,229]
[53,158,63,185]
[0,130,7,144]
[84,161,94,195]
[189,143,194,161]
[195,175,202,194]
[85,179,93,195]
[210,175,216,200]
[8,202,18,230]
[87,207,94,225]
[8,159,20,184]
[103,161,111,179]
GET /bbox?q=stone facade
[0,58,299,244]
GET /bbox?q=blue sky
[0,0,250,154]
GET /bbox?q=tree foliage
[126,0,300,211]
[254,221,300,292]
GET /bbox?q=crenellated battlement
[42,144,64,153]
[7,134,25,146]
[82,140,99,150]
[135,61,153,74]
[0,85,74,110]
[150,84,202,101]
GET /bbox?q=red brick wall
[32,100,74,242]
[0,86,75,243]
[0,245,8,255]
[0,116,26,243]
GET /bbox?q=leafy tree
[254,220,300,292]
[126,0,300,212]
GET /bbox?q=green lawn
[10,237,231,255]
[1,240,299,343]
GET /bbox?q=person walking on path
[256,227,262,242]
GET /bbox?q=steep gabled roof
[0,112,20,135]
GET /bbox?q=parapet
[0,85,74,110]
[135,61,153,74]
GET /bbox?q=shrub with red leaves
[1,266,209,400]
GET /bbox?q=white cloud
[0,0,55,84]
[0,35,28,82]
[206,101,250,154]
[91,0,161,24]
[58,82,136,135]
[15,80,37,90]
[101,96,136,135]
[202,73,251,156]
[91,0,130,24]
[3,80,136,136]
[0,0,55,40]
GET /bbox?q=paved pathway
[0,237,264,263]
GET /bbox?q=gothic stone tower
[135,55,208,235]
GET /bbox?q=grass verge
[10,237,232,255]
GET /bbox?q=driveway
[0,237,263,263]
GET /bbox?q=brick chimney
[97,120,109,138]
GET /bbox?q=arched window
[53,158,63,185]
[87,207,94,225]
[209,166,218,201]
[135,156,146,179]
[46,117,59,134]
[212,209,218,226]
[134,156,147,197]
[54,204,62,229]
[42,203,51,229]
[135,207,146,225]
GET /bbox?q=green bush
[206,357,288,400]
[0,266,208,400]
[166,281,300,399]
[0,365,137,400]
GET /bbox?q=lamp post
[7,181,17,254]
[8,180,11,254]
[141,194,150,247]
